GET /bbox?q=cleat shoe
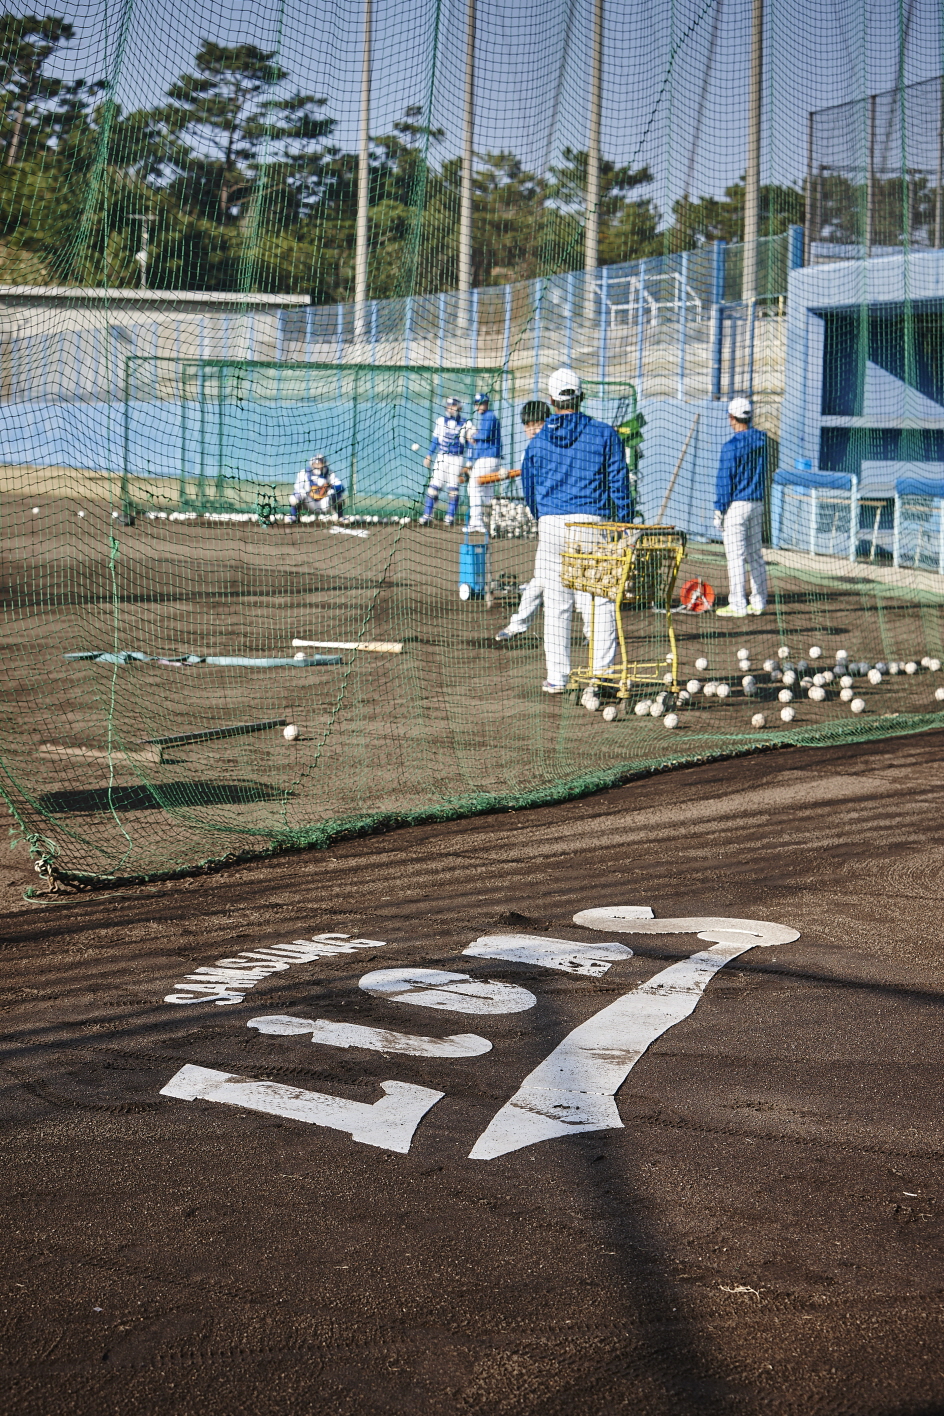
[418,515,430,525]
[716,604,748,617]
[541,680,566,694]
[747,605,765,615]
[495,628,524,641]
[444,517,454,527]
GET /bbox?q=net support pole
[458,0,475,321]
[636,260,646,393]
[866,93,876,256]
[676,253,688,401]
[598,265,608,389]
[584,0,603,322]
[741,0,763,302]
[936,77,944,248]
[710,240,726,399]
[355,0,372,337]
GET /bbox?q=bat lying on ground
[292,639,403,654]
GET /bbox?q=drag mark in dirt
[468,914,801,1160]
[247,1015,492,1057]
[164,933,386,1006]
[159,1066,444,1153]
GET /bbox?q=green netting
[0,0,942,885]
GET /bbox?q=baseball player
[465,391,503,533]
[713,397,769,617]
[290,455,346,520]
[495,401,593,645]
[521,369,633,693]
[420,397,475,526]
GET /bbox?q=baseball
[809,645,822,659]
[839,687,854,701]
[649,701,665,717]
[840,675,853,688]
[686,679,701,694]
[777,646,790,659]
[778,689,793,703]
[411,443,420,451]
[293,651,306,660]
[931,659,942,671]
[780,706,795,722]
[736,647,750,659]
[867,669,882,685]
[782,670,797,686]
[751,712,766,728]
[812,673,826,687]
[695,657,708,671]
[601,704,619,722]
[836,649,848,660]
[283,724,300,741]
[935,687,944,703]
[663,712,679,729]
[634,700,652,716]
[716,683,731,698]
[703,682,717,696]
[742,675,756,691]
[763,659,777,672]
[850,698,866,714]
[905,662,918,674]
[808,685,826,702]
[31,507,39,514]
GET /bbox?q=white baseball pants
[468,457,499,532]
[427,454,465,493]
[722,499,767,612]
[504,576,593,640]
[535,514,616,686]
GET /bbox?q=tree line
[0,16,805,297]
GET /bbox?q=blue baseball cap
[474,391,490,404]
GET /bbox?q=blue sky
[28,0,944,221]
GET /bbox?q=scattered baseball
[411,443,420,451]
[850,698,866,714]
[839,687,854,702]
[808,685,826,702]
[812,673,826,687]
[736,647,750,660]
[634,700,652,716]
[780,706,795,722]
[283,724,300,741]
[836,649,848,661]
[77,510,85,517]
[922,656,931,667]
[889,662,900,675]
[602,704,619,722]
[741,675,756,690]
[649,701,665,717]
[867,668,883,685]
[782,670,797,686]
[662,673,674,685]
[31,507,39,514]
[840,675,853,688]
[931,659,942,671]
[778,689,794,703]
[677,690,691,702]
[809,646,822,659]
[695,657,709,671]
[704,682,717,696]
[777,646,790,659]
[822,670,835,683]
[686,679,701,694]
[935,687,944,703]
[293,651,307,660]
[905,662,919,674]
[763,659,777,672]
[663,712,679,729]
[751,712,766,728]
[716,683,731,698]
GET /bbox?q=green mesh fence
[0,0,943,885]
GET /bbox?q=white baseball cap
[548,368,583,402]
[728,397,752,420]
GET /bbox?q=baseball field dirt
[1,729,943,1414]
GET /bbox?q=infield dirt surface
[1,730,944,1414]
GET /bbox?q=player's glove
[713,510,724,531]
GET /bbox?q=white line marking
[247,1015,492,1057]
[469,917,799,1160]
[463,934,633,977]
[160,1064,444,1154]
[359,968,536,1015]
[165,933,386,1006]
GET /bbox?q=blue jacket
[521,412,633,521]
[715,428,768,514]
[469,409,502,460]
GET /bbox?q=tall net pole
[355,0,373,332]
[584,0,603,322]
[742,0,763,301]
[458,0,475,317]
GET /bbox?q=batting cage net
[0,0,943,885]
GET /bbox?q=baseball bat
[292,639,403,654]
[476,468,522,486]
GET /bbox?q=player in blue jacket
[521,368,634,693]
[420,397,475,525]
[713,397,769,617]
[466,391,503,532]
